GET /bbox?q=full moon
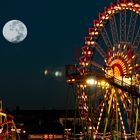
[2,20,27,43]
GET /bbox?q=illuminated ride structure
[66,0,140,139]
[0,101,20,140]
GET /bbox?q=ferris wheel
[66,0,140,139]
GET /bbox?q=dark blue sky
[0,0,112,110]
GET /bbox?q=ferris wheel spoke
[103,90,114,137]
[100,27,112,49]
[95,90,108,134]
[91,61,104,70]
[94,42,106,59]
[120,10,126,42]
[127,12,138,43]
[134,98,139,139]
[110,15,119,45]
[133,26,140,49]
[119,94,130,113]
[117,101,128,136]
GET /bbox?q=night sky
[0,0,113,110]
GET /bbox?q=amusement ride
[0,100,19,140]
[66,0,140,139]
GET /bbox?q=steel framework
[66,0,140,139]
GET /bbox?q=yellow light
[72,79,75,81]
[101,80,105,86]
[101,108,103,112]
[95,32,99,35]
[127,2,133,6]
[81,95,84,99]
[86,41,90,45]
[89,126,92,130]
[105,16,109,20]
[93,135,96,139]
[134,4,140,8]
[90,41,95,45]
[121,3,126,7]
[96,23,100,26]
[123,104,126,109]
[129,67,132,70]
[118,107,120,111]
[100,24,103,27]
[107,10,112,14]
[119,112,121,116]
[44,69,48,76]
[132,55,135,59]
[86,78,96,85]
[128,99,131,103]
[101,16,105,19]
[124,136,127,139]
[80,84,84,88]
[114,6,119,10]
[123,44,126,49]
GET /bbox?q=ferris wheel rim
[85,1,140,46]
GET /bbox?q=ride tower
[66,0,140,139]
